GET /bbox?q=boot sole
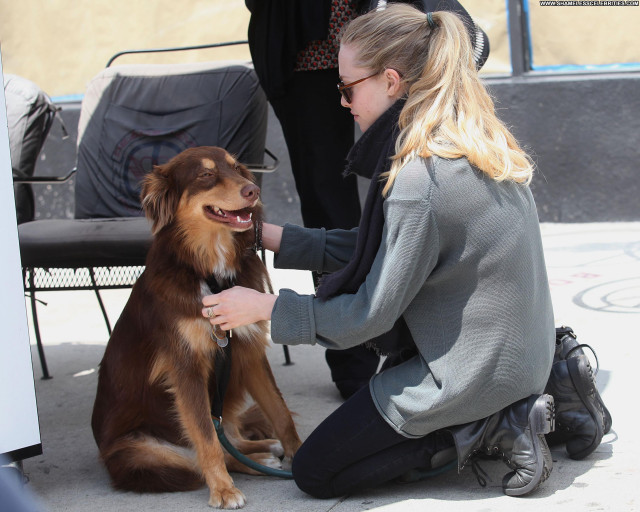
[504,394,555,497]
[566,355,604,460]
[600,397,613,435]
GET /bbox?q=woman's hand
[262,223,283,253]
[202,286,277,330]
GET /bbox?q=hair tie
[426,12,436,29]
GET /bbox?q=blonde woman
[203,4,555,498]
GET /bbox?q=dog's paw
[208,486,246,509]
[256,454,283,470]
[281,456,293,471]
[268,440,284,458]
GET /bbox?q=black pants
[292,385,450,499]
[269,68,360,231]
[270,68,378,392]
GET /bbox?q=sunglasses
[337,72,379,103]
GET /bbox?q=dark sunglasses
[337,72,379,103]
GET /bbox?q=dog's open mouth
[204,205,254,230]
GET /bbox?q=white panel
[0,48,42,457]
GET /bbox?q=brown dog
[91,146,301,509]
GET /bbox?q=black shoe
[449,394,555,497]
[545,326,611,459]
[397,431,457,483]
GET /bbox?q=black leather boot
[545,326,611,459]
[448,394,555,497]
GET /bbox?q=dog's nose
[241,183,260,201]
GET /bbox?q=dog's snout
[242,183,260,201]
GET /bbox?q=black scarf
[316,99,416,357]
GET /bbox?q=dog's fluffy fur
[91,147,301,509]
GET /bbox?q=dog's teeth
[237,215,241,222]
[249,213,253,219]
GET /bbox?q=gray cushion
[74,61,267,219]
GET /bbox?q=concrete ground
[10,219,639,512]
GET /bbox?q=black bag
[4,74,59,224]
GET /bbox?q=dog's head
[141,146,261,236]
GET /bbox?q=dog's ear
[141,164,180,234]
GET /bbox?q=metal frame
[106,40,249,68]
[23,266,145,379]
[507,0,531,77]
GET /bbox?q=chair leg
[282,345,293,366]
[88,267,112,335]
[27,269,51,380]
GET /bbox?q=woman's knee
[291,443,337,499]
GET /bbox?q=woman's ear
[384,68,404,98]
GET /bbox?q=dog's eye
[200,171,215,178]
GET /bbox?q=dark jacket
[245,0,369,99]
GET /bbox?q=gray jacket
[271,156,555,438]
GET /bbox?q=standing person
[215,3,556,498]
[245,0,381,399]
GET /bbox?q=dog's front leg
[245,355,302,465]
[172,367,246,509]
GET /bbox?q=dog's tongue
[222,208,253,228]
[230,209,251,223]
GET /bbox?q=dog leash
[205,274,293,479]
[211,345,293,479]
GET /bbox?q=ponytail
[340,5,534,196]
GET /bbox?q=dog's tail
[101,433,203,492]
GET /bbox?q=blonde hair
[340,4,534,196]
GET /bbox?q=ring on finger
[206,307,215,318]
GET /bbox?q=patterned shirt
[294,0,357,71]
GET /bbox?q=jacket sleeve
[273,223,359,273]
[271,165,440,347]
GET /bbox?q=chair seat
[18,217,152,268]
